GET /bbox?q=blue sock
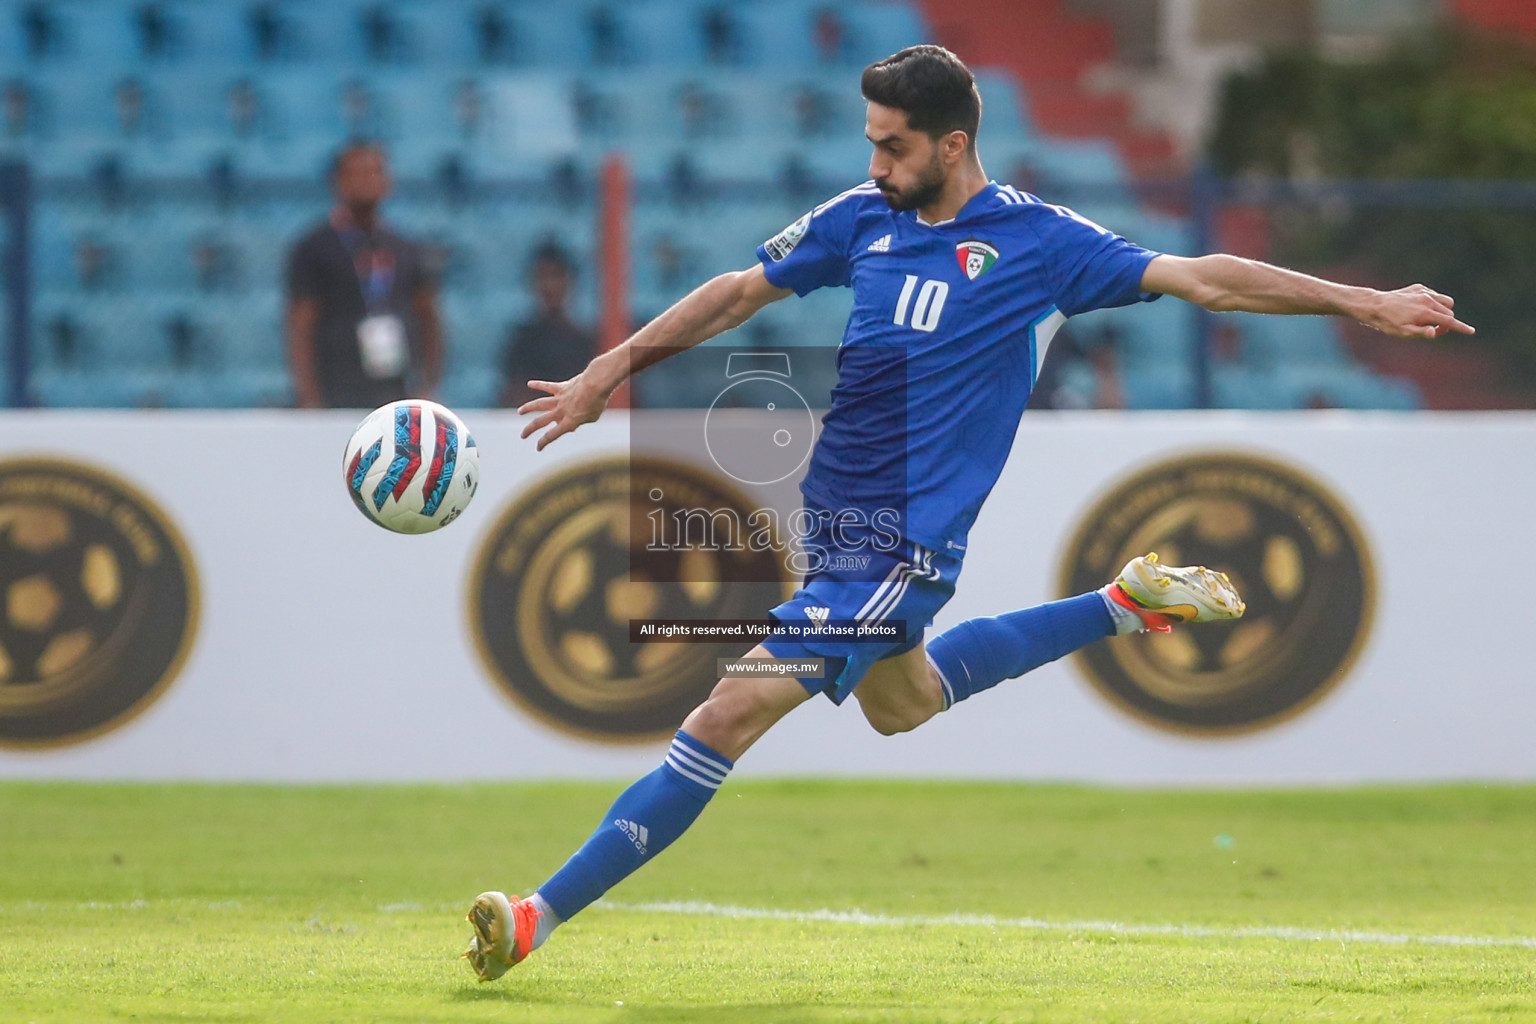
[537,731,732,921]
[926,592,1114,708]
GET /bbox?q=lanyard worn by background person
[332,207,408,379]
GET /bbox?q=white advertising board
[0,409,1529,783]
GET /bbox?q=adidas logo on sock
[866,234,891,252]
[615,818,649,855]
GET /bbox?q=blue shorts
[762,514,963,704]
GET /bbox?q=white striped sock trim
[665,754,724,791]
[927,652,955,710]
[674,736,731,773]
[669,742,728,783]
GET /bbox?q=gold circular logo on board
[469,455,789,741]
[0,458,199,748]
[1059,452,1374,735]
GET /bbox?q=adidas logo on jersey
[804,606,831,629]
[615,819,649,855]
[866,234,891,252]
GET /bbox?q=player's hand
[1360,284,1474,339]
[517,371,613,450]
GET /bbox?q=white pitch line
[595,900,1536,950]
[7,898,1531,950]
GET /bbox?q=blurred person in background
[1037,326,1127,410]
[498,240,596,409]
[285,141,443,409]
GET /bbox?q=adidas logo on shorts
[804,606,831,629]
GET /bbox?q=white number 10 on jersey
[893,275,949,333]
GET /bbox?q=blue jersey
[756,180,1160,553]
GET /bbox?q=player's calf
[852,644,947,735]
[681,671,812,761]
[460,669,810,981]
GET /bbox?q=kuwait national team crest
[956,239,999,281]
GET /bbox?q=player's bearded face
[876,147,946,212]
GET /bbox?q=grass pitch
[2,781,1534,1023]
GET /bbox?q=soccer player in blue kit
[463,46,1474,979]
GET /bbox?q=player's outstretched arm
[519,265,792,450]
[1141,254,1475,340]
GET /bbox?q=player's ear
[941,129,969,164]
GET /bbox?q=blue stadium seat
[231,224,289,292]
[271,1,367,64]
[217,135,334,181]
[517,5,595,67]
[1330,371,1421,410]
[1270,364,1422,410]
[1122,364,1195,409]
[138,71,241,140]
[377,1,482,66]
[838,0,930,65]
[253,71,368,143]
[1236,311,1349,367]
[612,1,709,66]
[998,139,1133,206]
[189,294,284,371]
[1212,365,1290,410]
[164,369,292,408]
[730,0,820,68]
[26,71,122,139]
[442,290,511,365]
[438,368,501,409]
[0,1,26,64]
[31,368,176,408]
[32,291,174,369]
[1110,209,1192,256]
[1075,296,1194,369]
[373,71,461,145]
[158,2,256,66]
[974,69,1034,142]
[37,1,138,67]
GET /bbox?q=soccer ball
[343,400,479,534]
